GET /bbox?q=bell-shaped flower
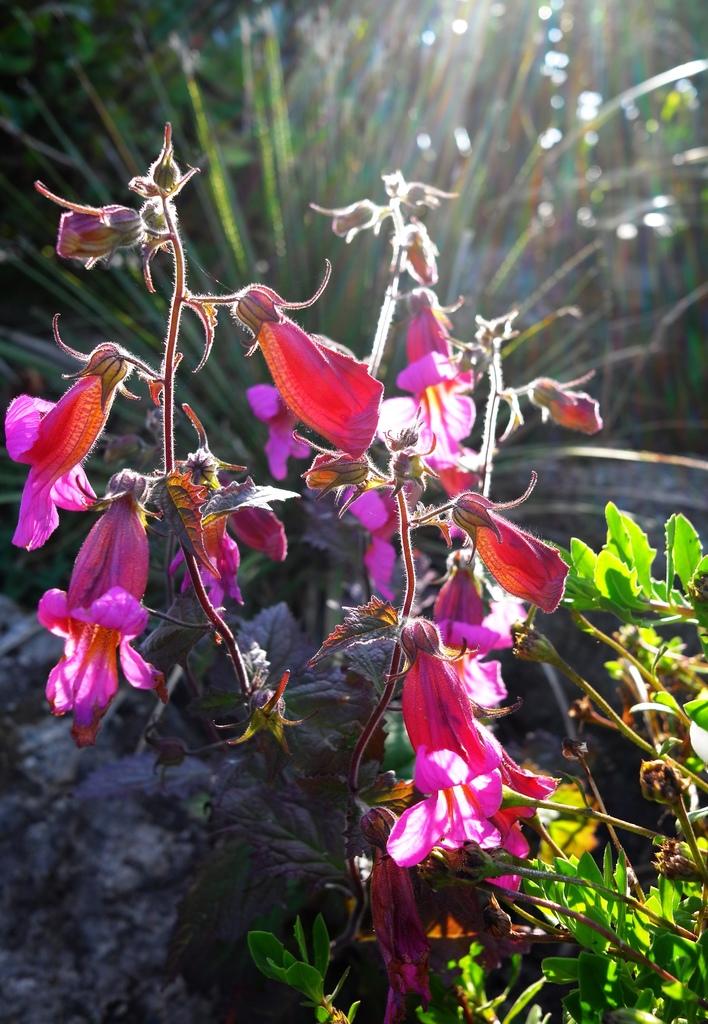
[387,748,502,867]
[232,276,383,458]
[400,221,439,286]
[5,344,130,550]
[361,808,431,1024]
[37,486,164,746]
[400,620,501,773]
[405,288,454,363]
[529,377,603,435]
[230,506,287,563]
[451,481,568,613]
[246,384,310,480]
[379,352,475,473]
[348,490,398,599]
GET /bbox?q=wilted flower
[310,198,388,242]
[361,808,431,1024]
[400,220,438,286]
[38,489,164,746]
[35,181,143,268]
[246,384,310,480]
[387,747,502,867]
[5,344,131,550]
[529,376,603,435]
[232,275,383,458]
[451,481,568,612]
[639,760,688,805]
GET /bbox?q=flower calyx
[34,181,144,268]
[303,451,385,514]
[229,671,303,753]
[399,617,469,669]
[381,170,457,209]
[231,262,331,344]
[129,123,199,200]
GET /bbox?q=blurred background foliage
[1,0,706,604]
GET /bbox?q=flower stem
[480,337,503,498]
[675,796,708,934]
[504,788,660,840]
[368,198,405,379]
[159,186,250,699]
[348,488,416,794]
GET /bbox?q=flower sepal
[229,671,303,753]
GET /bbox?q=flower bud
[105,468,150,505]
[231,287,282,336]
[511,622,559,664]
[529,377,603,435]
[310,199,386,243]
[639,759,688,805]
[482,895,512,938]
[361,807,397,850]
[653,838,701,882]
[78,344,131,408]
[400,618,445,663]
[561,738,589,761]
[57,206,143,265]
[151,137,181,192]
[303,452,372,498]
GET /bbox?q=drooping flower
[378,352,476,473]
[348,489,399,599]
[387,747,502,867]
[529,377,603,435]
[310,198,388,243]
[400,220,438,286]
[5,344,130,550]
[451,483,568,613]
[400,619,502,772]
[35,181,143,268]
[233,278,383,458]
[361,807,431,1024]
[38,481,164,746]
[230,506,288,563]
[405,288,454,363]
[246,384,310,480]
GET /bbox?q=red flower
[452,481,568,613]
[405,288,453,363]
[230,506,287,563]
[5,344,130,550]
[232,277,383,458]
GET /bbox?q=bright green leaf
[670,514,703,589]
[684,697,708,730]
[285,960,324,1002]
[501,977,545,1023]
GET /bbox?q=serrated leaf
[605,502,656,597]
[312,914,330,978]
[570,537,597,579]
[155,469,217,574]
[359,774,416,813]
[667,514,703,590]
[345,637,395,686]
[309,596,399,665]
[201,477,299,526]
[140,592,211,673]
[594,549,644,609]
[239,603,313,681]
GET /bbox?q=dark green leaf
[248,930,287,981]
[308,596,399,666]
[312,914,330,978]
[284,960,324,1002]
[201,477,299,525]
[293,916,309,964]
[577,952,621,1014]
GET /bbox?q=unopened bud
[529,377,603,436]
[482,895,512,938]
[361,807,397,849]
[304,453,372,498]
[151,137,181,192]
[639,759,688,805]
[232,287,282,336]
[57,206,143,265]
[511,622,559,664]
[561,738,589,761]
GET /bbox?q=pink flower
[387,748,502,867]
[348,490,398,599]
[434,559,526,653]
[230,506,287,563]
[38,490,164,746]
[246,384,310,480]
[529,377,603,435]
[362,808,431,1024]
[405,288,453,363]
[378,353,475,472]
[400,620,501,773]
[452,489,569,613]
[5,345,129,550]
[34,181,143,267]
[171,517,243,607]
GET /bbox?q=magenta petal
[265,424,294,480]
[387,793,448,867]
[397,352,457,394]
[365,536,396,599]
[246,383,282,423]
[414,747,473,793]
[37,588,71,637]
[13,470,59,550]
[5,394,54,462]
[119,640,163,691]
[72,586,147,638]
[50,463,96,511]
[443,619,501,655]
[482,599,526,650]
[458,657,508,706]
[467,769,503,818]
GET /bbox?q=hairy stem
[183,553,250,697]
[480,337,503,498]
[348,488,416,794]
[368,198,405,379]
[504,788,661,840]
